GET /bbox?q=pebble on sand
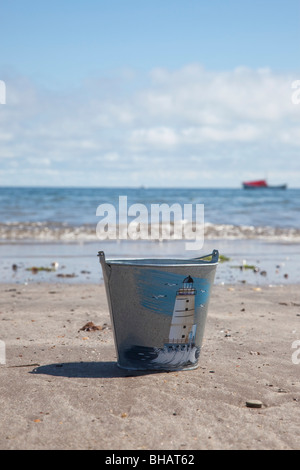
[246,400,263,408]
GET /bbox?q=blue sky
[0,0,300,187]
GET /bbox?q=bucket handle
[191,249,219,264]
[97,251,112,279]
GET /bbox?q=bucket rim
[98,249,219,267]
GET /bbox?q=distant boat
[242,179,287,190]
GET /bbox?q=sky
[0,0,300,187]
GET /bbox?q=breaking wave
[0,221,300,243]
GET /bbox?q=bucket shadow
[30,361,162,378]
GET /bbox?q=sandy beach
[1,280,299,450]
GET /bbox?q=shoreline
[0,282,299,450]
[0,238,299,286]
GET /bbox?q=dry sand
[0,282,299,450]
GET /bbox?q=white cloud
[129,127,179,150]
[181,124,262,143]
[103,152,120,161]
[0,64,299,187]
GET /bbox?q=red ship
[242,179,287,189]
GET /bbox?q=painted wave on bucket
[124,344,200,370]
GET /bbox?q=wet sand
[0,282,299,450]
[1,239,300,286]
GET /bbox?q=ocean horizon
[0,186,299,285]
[0,186,299,243]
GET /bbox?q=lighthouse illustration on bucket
[124,273,203,370]
[145,274,201,370]
[167,275,197,345]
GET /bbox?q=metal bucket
[98,250,219,371]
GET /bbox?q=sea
[0,186,299,285]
